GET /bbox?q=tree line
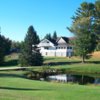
[44,31,57,41]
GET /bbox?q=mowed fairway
[0,71,100,100]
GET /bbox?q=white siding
[37,38,74,57]
[40,46,73,57]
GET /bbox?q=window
[67,47,72,49]
[47,41,49,43]
[44,47,49,49]
[70,47,72,49]
[64,47,66,49]
[61,47,63,49]
[67,47,69,49]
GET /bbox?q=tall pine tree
[52,31,57,41]
[68,2,97,63]
[44,33,52,40]
[19,25,43,66]
[0,34,11,65]
[94,0,100,51]
[0,35,5,65]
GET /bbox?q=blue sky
[0,0,95,41]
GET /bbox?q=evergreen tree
[3,37,11,55]
[19,25,43,66]
[93,0,100,50]
[93,0,100,51]
[0,35,5,65]
[0,34,11,65]
[11,41,21,52]
[52,31,57,40]
[68,2,97,63]
[94,0,100,38]
[44,33,52,40]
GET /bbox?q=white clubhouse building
[37,37,73,57]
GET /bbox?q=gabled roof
[38,39,55,47]
[49,39,57,45]
[61,37,69,43]
[38,37,74,47]
[56,37,69,44]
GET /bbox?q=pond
[46,74,100,85]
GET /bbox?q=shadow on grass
[0,86,52,91]
[86,61,100,64]
[3,59,18,67]
[44,61,100,66]
[44,61,81,66]
[0,73,25,78]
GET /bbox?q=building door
[67,52,71,57]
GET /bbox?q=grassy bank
[0,71,100,100]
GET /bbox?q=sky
[0,0,95,41]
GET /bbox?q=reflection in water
[47,74,100,85]
[94,78,100,84]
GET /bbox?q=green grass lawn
[51,63,100,75]
[44,55,100,75]
[0,71,100,100]
[1,53,100,76]
[0,53,100,100]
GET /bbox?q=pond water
[47,74,100,84]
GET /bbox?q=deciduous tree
[68,2,97,63]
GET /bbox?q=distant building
[36,37,73,57]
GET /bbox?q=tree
[44,33,52,40]
[11,41,21,52]
[68,2,97,63]
[31,46,43,66]
[0,35,5,65]
[96,42,100,51]
[52,31,57,40]
[0,34,11,65]
[19,25,43,66]
[4,38,11,55]
[94,0,100,37]
[93,0,100,51]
